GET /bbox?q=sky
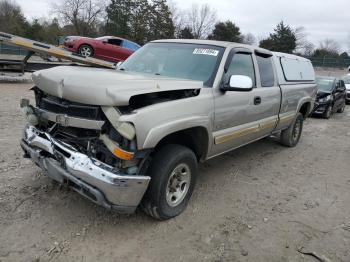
[17,0,350,52]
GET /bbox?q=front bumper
[312,101,329,114]
[21,125,150,213]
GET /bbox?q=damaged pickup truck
[20,40,316,220]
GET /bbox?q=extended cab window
[223,53,255,86]
[256,54,275,87]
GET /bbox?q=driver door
[210,48,280,157]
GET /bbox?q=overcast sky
[17,0,350,52]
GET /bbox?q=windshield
[120,43,224,86]
[316,77,335,92]
[342,75,350,84]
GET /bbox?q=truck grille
[37,94,102,120]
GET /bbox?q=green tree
[178,27,194,39]
[26,19,45,41]
[208,20,242,42]
[0,0,29,36]
[340,52,349,59]
[106,0,175,44]
[129,0,151,44]
[313,49,339,59]
[259,21,296,53]
[105,0,132,38]
[148,0,175,40]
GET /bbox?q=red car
[63,36,140,63]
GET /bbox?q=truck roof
[152,38,270,53]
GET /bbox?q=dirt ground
[0,82,350,262]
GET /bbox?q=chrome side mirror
[222,75,253,92]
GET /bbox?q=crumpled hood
[32,66,203,106]
[316,90,331,99]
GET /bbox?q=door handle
[254,96,261,105]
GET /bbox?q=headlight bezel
[318,95,332,103]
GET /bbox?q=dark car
[63,36,140,63]
[342,74,350,103]
[313,76,346,118]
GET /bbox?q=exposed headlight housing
[318,95,331,103]
[101,106,136,140]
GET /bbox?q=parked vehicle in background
[342,74,350,103]
[20,40,316,220]
[313,76,346,118]
[63,36,140,63]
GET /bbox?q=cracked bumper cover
[20,125,150,213]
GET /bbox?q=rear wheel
[280,113,304,147]
[78,44,94,57]
[141,144,198,220]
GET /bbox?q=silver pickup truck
[20,39,316,220]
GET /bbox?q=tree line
[0,0,348,59]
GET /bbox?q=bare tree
[319,38,341,54]
[294,26,315,55]
[303,41,315,56]
[51,0,106,36]
[242,33,256,45]
[186,3,217,39]
[168,0,185,37]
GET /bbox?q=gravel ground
[0,82,349,262]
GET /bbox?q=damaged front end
[20,87,150,213]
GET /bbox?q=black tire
[337,103,345,113]
[323,105,332,119]
[141,144,198,220]
[280,113,304,147]
[78,44,94,57]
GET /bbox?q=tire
[141,144,198,220]
[337,103,345,113]
[280,113,304,147]
[78,44,94,57]
[323,105,332,119]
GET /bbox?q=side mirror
[221,75,253,92]
[102,40,108,44]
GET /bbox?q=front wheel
[337,103,345,113]
[141,144,198,220]
[323,105,332,119]
[280,113,304,147]
[78,44,94,57]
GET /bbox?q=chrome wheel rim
[166,163,191,207]
[80,46,92,57]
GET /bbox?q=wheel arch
[298,100,312,119]
[152,126,210,162]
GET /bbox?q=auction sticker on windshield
[193,48,219,56]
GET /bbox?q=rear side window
[256,55,275,87]
[280,57,315,81]
[223,53,255,86]
[108,38,122,46]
